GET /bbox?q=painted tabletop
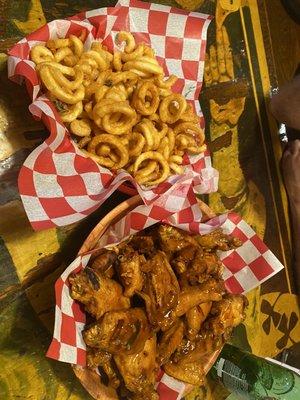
[0,0,299,399]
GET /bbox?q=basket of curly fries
[46,192,284,399]
[7,0,219,230]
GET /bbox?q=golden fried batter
[187,252,223,284]
[173,245,223,284]
[158,225,198,253]
[86,348,120,388]
[119,250,145,297]
[114,336,158,398]
[172,337,196,363]
[164,359,206,386]
[196,228,242,251]
[83,308,150,355]
[140,251,180,331]
[177,333,224,364]
[86,347,111,369]
[69,268,130,319]
[186,302,212,340]
[205,294,248,336]
[172,278,224,317]
[158,320,184,365]
[129,235,155,256]
[89,248,117,278]
[171,245,199,274]
[101,359,121,389]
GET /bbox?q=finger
[204,53,213,86]
[282,148,292,160]
[219,74,230,82]
[289,139,300,155]
[209,45,219,83]
[216,28,226,75]
[282,140,295,155]
[215,3,230,29]
[222,26,234,80]
[280,150,292,168]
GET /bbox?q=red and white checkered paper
[7,0,218,231]
[47,188,284,399]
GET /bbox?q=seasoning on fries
[68,224,248,399]
[30,32,207,186]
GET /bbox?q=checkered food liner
[47,189,284,399]
[7,0,218,231]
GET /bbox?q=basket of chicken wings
[47,196,283,399]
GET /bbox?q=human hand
[282,140,300,207]
[204,25,234,86]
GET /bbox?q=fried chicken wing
[171,245,199,274]
[83,308,150,355]
[132,393,159,400]
[187,252,223,284]
[177,333,224,364]
[119,251,145,297]
[87,347,111,368]
[172,337,196,363]
[158,320,184,365]
[140,251,180,331]
[89,248,118,278]
[158,225,198,253]
[173,279,224,318]
[205,294,248,336]
[114,336,158,399]
[87,348,120,389]
[173,246,223,284]
[129,235,155,257]
[101,359,120,389]
[69,268,130,319]
[177,295,247,364]
[186,302,212,340]
[163,360,205,386]
[196,229,242,251]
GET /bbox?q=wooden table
[0,0,300,399]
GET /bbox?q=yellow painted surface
[238,290,300,360]
[0,56,43,161]
[0,100,40,162]
[258,292,300,357]
[239,2,292,291]
[0,353,48,400]
[0,201,59,283]
[0,292,93,400]
[244,287,263,355]
[12,0,46,34]
[209,123,267,238]
[174,0,205,11]
[209,124,246,198]
[0,53,7,69]
[220,0,241,12]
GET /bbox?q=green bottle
[209,344,300,399]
